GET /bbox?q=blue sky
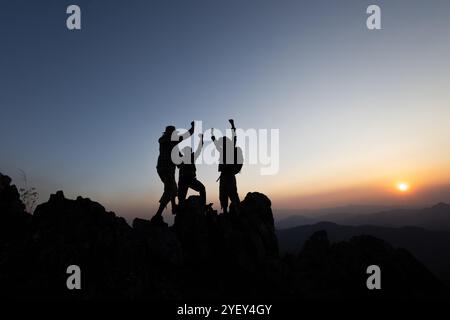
[1,0,450,220]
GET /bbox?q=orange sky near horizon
[267,162,450,210]
[102,160,450,221]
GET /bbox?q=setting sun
[397,182,410,192]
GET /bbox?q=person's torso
[218,147,241,173]
[179,152,196,178]
[157,135,178,168]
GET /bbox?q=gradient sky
[1,0,450,220]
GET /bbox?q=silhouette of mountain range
[1,172,449,299]
[277,222,450,287]
[277,203,450,230]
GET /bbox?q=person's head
[181,146,192,155]
[164,125,176,135]
[181,146,193,164]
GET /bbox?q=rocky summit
[0,172,448,299]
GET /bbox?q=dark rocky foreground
[0,172,449,299]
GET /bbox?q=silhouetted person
[177,133,206,208]
[153,121,195,219]
[211,119,242,214]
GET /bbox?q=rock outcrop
[0,173,32,297]
[0,172,448,299]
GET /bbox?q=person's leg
[178,178,189,208]
[229,174,240,205]
[219,174,229,214]
[155,202,166,216]
[168,172,178,214]
[156,168,171,216]
[190,178,206,207]
[228,174,240,214]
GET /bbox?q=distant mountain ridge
[276,203,450,230]
[277,222,450,286]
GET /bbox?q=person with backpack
[177,133,206,209]
[211,119,242,214]
[153,121,195,220]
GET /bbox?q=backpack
[218,145,244,175]
[231,146,243,175]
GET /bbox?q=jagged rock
[174,195,217,262]
[133,217,183,265]
[28,191,137,298]
[0,172,449,299]
[238,192,279,259]
[0,172,32,297]
[0,172,31,238]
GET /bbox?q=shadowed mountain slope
[1,172,448,299]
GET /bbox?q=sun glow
[397,182,410,192]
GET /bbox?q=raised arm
[229,119,237,147]
[211,128,222,151]
[193,134,204,161]
[176,121,195,143]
